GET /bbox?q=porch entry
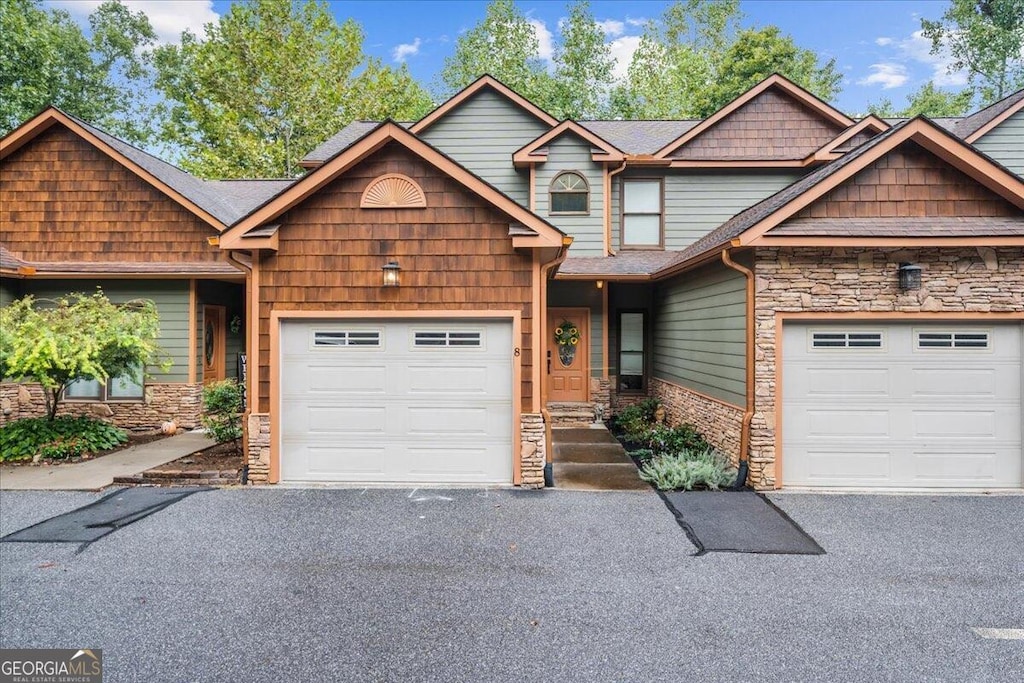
[202,305,226,384]
[547,308,589,402]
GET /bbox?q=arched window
[549,171,589,215]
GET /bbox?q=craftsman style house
[2,75,1023,491]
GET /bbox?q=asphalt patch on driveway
[661,490,824,555]
[1,487,209,545]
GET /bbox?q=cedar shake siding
[256,142,535,413]
[0,124,223,264]
[668,89,845,160]
[794,141,1021,220]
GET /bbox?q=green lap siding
[973,110,1024,176]
[653,261,747,406]
[535,134,605,256]
[419,89,549,205]
[17,280,191,382]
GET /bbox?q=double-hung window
[622,179,663,248]
[618,311,646,392]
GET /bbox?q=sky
[48,0,966,116]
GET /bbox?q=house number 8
[513,347,520,357]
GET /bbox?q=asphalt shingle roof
[953,88,1024,140]
[558,251,681,277]
[577,120,701,155]
[771,216,1024,237]
[301,121,413,164]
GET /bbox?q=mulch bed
[118,439,243,486]
[148,440,242,473]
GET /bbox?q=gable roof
[513,121,625,167]
[577,120,700,156]
[409,75,558,134]
[299,121,398,169]
[0,107,298,228]
[655,117,1024,277]
[220,120,567,249]
[652,74,855,159]
[954,88,1024,142]
[806,115,890,162]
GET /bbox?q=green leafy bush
[641,423,712,455]
[613,398,662,442]
[627,447,655,463]
[201,379,243,443]
[639,447,737,491]
[0,416,128,462]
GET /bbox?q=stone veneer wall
[608,375,651,414]
[650,378,744,466]
[751,246,1024,489]
[246,413,271,484]
[0,382,202,431]
[519,412,546,489]
[243,411,548,488]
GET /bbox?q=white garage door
[280,319,513,484]
[782,322,1022,489]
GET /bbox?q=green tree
[548,1,615,120]
[868,81,974,118]
[0,291,167,421]
[438,0,552,104]
[153,0,432,178]
[699,26,842,116]
[921,0,1024,104]
[0,0,156,141]
[612,1,841,119]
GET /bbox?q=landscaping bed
[0,415,174,466]
[114,440,242,487]
[609,398,741,492]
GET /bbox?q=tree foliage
[548,1,615,120]
[868,81,974,118]
[614,1,841,118]
[153,0,432,178]
[0,291,167,420]
[0,0,156,141]
[921,0,1024,104]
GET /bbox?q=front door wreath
[554,320,580,367]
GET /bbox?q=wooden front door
[547,308,589,402]
[202,305,226,384]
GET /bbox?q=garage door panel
[280,319,513,484]
[783,322,1023,489]
[804,367,890,397]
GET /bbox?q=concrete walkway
[551,426,649,491]
[0,431,213,491]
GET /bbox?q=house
[2,75,1022,491]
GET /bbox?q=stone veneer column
[519,413,546,489]
[246,413,271,484]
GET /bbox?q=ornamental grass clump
[639,446,737,491]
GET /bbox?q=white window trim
[914,328,992,352]
[808,329,886,351]
[411,328,486,350]
[311,328,383,350]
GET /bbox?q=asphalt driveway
[1,488,1021,682]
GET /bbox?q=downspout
[539,238,572,487]
[605,161,627,256]
[228,251,253,485]
[721,248,754,489]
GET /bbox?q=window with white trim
[917,331,990,349]
[621,179,662,248]
[414,331,483,347]
[313,330,381,347]
[811,331,884,349]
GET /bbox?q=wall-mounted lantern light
[382,261,401,288]
[898,263,922,291]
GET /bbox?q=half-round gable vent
[360,174,427,209]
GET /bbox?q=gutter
[720,248,754,489]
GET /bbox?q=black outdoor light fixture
[898,262,922,291]
[382,261,401,287]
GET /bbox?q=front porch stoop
[550,427,648,491]
[546,402,600,428]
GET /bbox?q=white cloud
[625,17,647,27]
[596,19,625,37]
[392,38,422,63]
[894,30,968,86]
[529,18,554,62]
[609,35,642,81]
[858,63,909,89]
[875,37,893,46]
[47,0,217,44]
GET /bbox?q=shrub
[641,423,712,456]
[639,447,737,491]
[613,398,662,442]
[201,379,243,443]
[627,447,655,463]
[0,416,128,462]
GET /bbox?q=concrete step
[551,463,649,491]
[551,428,620,445]
[552,442,631,464]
